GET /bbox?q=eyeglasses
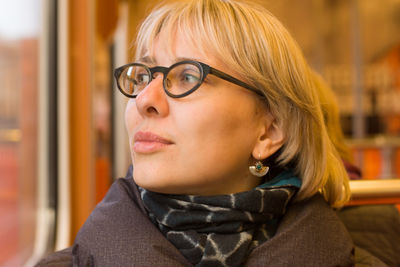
[114,60,264,98]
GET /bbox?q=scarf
[139,170,301,267]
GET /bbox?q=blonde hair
[134,0,350,207]
[312,71,353,163]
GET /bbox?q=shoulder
[338,204,400,266]
[34,247,73,267]
[245,194,355,267]
[74,167,190,266]
[36,167,190,266]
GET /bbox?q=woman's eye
[180,70,200,84]
[135,73,149,84]
[183,74,198,83]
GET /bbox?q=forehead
[142,29,222,70]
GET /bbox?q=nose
[135,75,169,117]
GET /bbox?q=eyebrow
[137,56,204,66]
[138,56,155,64]
[173,57,202,63]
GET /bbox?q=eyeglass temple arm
[209,68,264,97]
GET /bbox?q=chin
[133,171,175,194]
[135,179,196,196]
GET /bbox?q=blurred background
[0,0,399,266]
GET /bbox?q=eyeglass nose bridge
[148,66,170,81]
[147,63,204,99]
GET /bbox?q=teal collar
[257,169,302,189]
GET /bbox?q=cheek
[181,98,259,151]
[210,97,258,131]
[124,100,138,135]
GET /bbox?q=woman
[37,0,354,266]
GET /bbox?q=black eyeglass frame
[114,60,264,98]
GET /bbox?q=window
[0,0,56,265]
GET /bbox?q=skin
[124,30,284,195]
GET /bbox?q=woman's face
[125,31,276,195]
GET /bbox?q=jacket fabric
[338,205,400,266]
[37,167,355,266]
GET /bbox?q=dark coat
[36,168,356,267]
[338,205,400,266]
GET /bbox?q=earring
[249,154,269,177]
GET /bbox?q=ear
[252,115,284,160]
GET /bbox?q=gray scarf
[139,171,301,267]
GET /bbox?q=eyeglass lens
[119,62,203,97]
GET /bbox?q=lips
[133,131,173,153]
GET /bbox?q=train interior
[0,0,400,266]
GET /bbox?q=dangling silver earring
[249,153,269,177]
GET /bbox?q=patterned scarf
[139,171,301,267]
